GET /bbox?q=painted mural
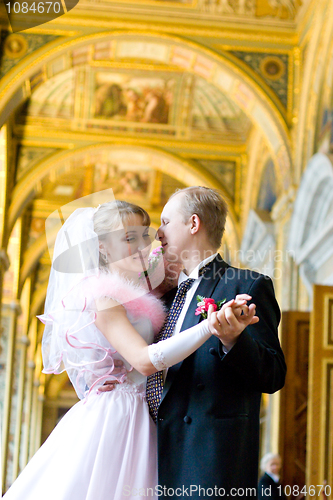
[192,76,252,137]
[92,161,150,196]
[93,73,174,125]
[257,159,278,211]
[23,69,74,119]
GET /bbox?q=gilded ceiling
[76,0,306,21]
[0,25,296,293]
[0,0,316,320]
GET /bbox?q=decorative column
[29,344,45,459]
[1,218,23,492]
[0,125,10,323]
[1,299,22,491]
[12,278,31,479]
[271,186,297,310]
[269,187,296,453]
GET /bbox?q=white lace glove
[148,319,211,370]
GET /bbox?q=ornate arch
[14,144,240,297]
[0,32,292,187]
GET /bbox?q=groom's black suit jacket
[157,255,286,499]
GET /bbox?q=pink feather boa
[83,272,166,336]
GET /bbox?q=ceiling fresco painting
[20,63,252,142]
[92,72,175,125]
[24,69,74,119]
[192,76,251,138]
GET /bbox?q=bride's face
[101,213,154,274]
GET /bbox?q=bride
[3,199,245,500]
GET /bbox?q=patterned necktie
[146,277,196,423]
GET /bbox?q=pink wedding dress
[3,273,165,500]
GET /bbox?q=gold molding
[3,34,28,59]
[324,294,333,349]
[88,60,182,71]
[15,124,247,152]
[179,151,245,159]
[259,56,286,81]
[215,45,293,54]
[92,0,196,9]
[21,28,81,36]
[320,360,333,485]
[53,6,298,35]
[307,284,333,490]
[0,11,299,42]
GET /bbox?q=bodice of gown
[110,314,155,396]
[40,271,166,400]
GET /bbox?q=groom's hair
[170,186,228,249]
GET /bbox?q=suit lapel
[161,255,229,404]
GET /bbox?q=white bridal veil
[38,191,127,398]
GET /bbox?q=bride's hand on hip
[94,360,126,393]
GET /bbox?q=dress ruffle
[82,272,166,335]
[38,272,166,399]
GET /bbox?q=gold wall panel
[307,286,333,491]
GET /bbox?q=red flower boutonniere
[195,295,226,319]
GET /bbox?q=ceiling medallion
[3,34,28,59]
[259,56,286,81]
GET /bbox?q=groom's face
[157,193,191,263]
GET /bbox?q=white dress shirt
[173,252,230,356]
[162,253,218,380]
[172,252,218,337]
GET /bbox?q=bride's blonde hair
[93,200,150,270]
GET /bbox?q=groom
[147,186,285,499]
[104,186,286,498]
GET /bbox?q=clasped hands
[98,294,258,393]
[207,294,259,351]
